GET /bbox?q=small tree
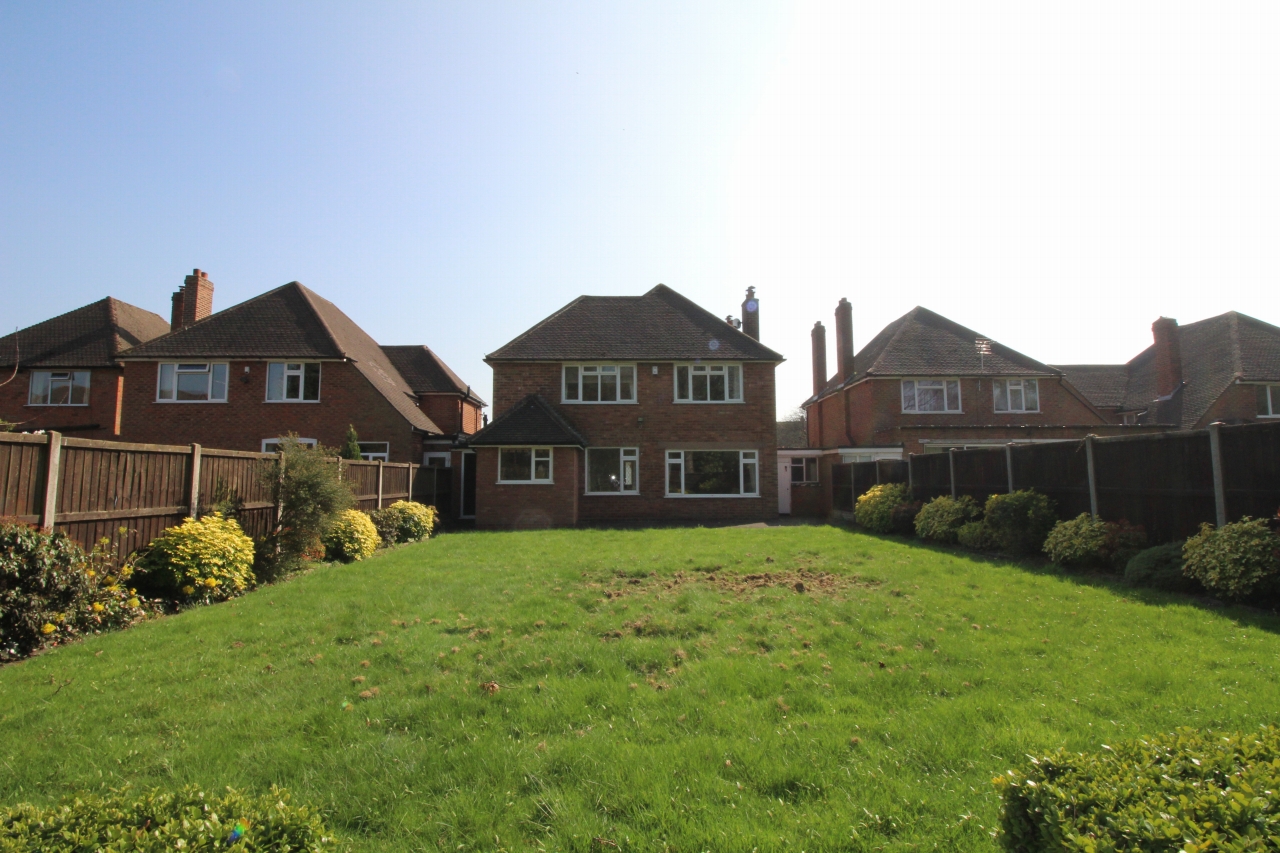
[260,435,354,579]
[339,425,362,461]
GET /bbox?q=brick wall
[0,367,124,438]
[474,445,579,529]
[420,394,462,434]
[1194,382,1269,428]
[788,481,827,518]
[118,360,426,461]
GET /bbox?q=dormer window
[1260,384,1280,418]
[901,379,960,413]
[675,364,742,402]
[993,378,1040,413]
[267,362,321,402]
[157,363,228,402]
[28,371,89,406]
[563,365,636,403]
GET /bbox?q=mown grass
[1,525,1278,851]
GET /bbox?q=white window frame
[262,437,317,453]
[585,447,639,495]
[28,370,90,406]
[357,442,390,461]
[1261,385,1280,418]
[993,378,1040,413]
[497,447,553,484]
[665,449,759,498]
[562,364,637,404]
[266,361,322,402]
[674,363,744,403]
[157,362,229,403]
[423,451,452,468]
[790,457,818,483]
[900,378,961,413]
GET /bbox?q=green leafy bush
[324,510,380,562]
[888,500,922,536]
[983,490,1057,556]
[1124,541,1202,594]
[1043,513,1148,570]
[369,500,436,545]
[261,436,355,579]
[0,784,338,851]
[956,520,999,551]
[854,484,912,534]
[1182,517,1280,602]
[995,726,1280,852]
[0,522,148,661]
[914,496,981,544]
[136,513,255,604]
[339,424,362,461]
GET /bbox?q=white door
[778,460,792,514]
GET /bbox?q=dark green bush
[914,496,981,544]
[983,490,1057,556]
[1182,518,1280,602]
[956,520,999,551]
[1043,513,1148,570]
[996,726,1280,852]
[888,500,922,536]
[260,436,355,580]
[1125,541,1203,594]
[854,484,912,534]
[0,784,338,851]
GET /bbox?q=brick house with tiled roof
[0,297,170,438]
[469,284,783,529]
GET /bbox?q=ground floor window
[586,447,638,494]
[29,370,90,405]
[666,450,758,496]
[790,457,818,483]
[358,442,389,461]
[499,447,552,483]
[1260,385,1280,417]
[423,452,451,467]
[262,437,317,453]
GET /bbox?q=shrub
[136,513,255,604]
[0,784,338,851]
[854,483,912,534]
[324,510,380,562]
[995,726,1280,852]
[1043,514,1149,570]
[1125,541,1203,594]
[369,500,436,545]
[983,489,1057,556]
[1182,517,1280,602]
[339,424,362,461]
[914,496,981,544]
[261,436,355,579]
[888,500,922,536]
[956,520,999,551]
[0,522,148,661]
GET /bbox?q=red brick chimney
[741,287,760,340]
[811,321,827,397]
[835,298,854,382]
[171,269,215,331]
[1152,317,1183,397]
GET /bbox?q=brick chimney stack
[1152,317,1183,398]
[170,269,215,331]
[811,321,827,397]
[741,287,760,340]
[835,298,855,382]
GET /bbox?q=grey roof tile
[382,345,487,405]
[0,298,170,368]
[466,395,587,447]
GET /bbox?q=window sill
[496,480,554,485]
[665,493,760,499]
[25,403,90,408]
[900,410,965,415]
[994,410,1041,415]
[562,400,638,405]
[155,399,228,404]
[674,400,745,405]
[584,491,641,496]
[265,399,323,404]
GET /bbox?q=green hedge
[914,496,981,544]
[1182,518,1280,602]
[995,726,1280,852]
[0,785,338,851]
[854,483,912,534]
[984,490,1058,556]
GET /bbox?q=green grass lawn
[2,525,1278,852]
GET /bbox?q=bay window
[901,379,960,413]
[267,362,321,402]
[158,363,228,402]
[587,447,638,494]
[993,378,1040,413]
[666,450,758,497]
[563,365,636,403]
[499,448,553,483]
[28,371,89,406]
[675,363,742,402]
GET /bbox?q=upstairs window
[499,448,552,483]
[675,364,742,402]
[563,365,635,403]
[28,371,89,406]
[1260,385,1280,417]
[993,378,1039,413]
[267,362,321,402]
[587,447,638,494]
[158,363,228,402]
[666,450,758,496]
[901,379,960,413]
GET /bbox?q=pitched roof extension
[806,306,1059,405]
[119,282,442,434]
[382,345,488,406]
[486,284,784,363]
[466,394,587,447]
[0,297,170,368]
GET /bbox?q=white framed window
[586,447,638,494]
[158,362,228,402]
[358,442,389,461]
[28,371,89,406]
[666,450,758,497]
[901,379,960,413]
[563,364,636,403]
[1260,385,1280,418]
[498,447,553,483]
[790,458,818,483]
[423,452,452,468]
[674,363,743,403]
[262,437,317,453]
[993,378,1040,413]
[266,362,321,402]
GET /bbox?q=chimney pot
[741,287,760,340]
[811,321,828,397]
[835,298,855,382]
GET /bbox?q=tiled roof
[0,297,170,368]
[1051,365,1130,409]
[119,282,443,434]
[486,284,784,362]
[382,345,488,405]
[466,395,587,447]
[806,306,1059,405]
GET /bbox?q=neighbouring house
[468,284,784,529]
[114,271,484,516]
[0,297,170,438]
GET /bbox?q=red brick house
[468,284,783,529]
[0,297,170,438]
[115,271,484,479]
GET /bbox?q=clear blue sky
[4,3,1278,417]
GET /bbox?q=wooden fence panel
[1220,422,1280,524]
[199,451,278,542]
[1092,432,1215,543]
[0,435,47,523]
[342,461,380,510]
[952,448,1008,504]
[1011,441,1091,520]
[910,454,951,501]
[413,467,452,514]
[831,464,853,513]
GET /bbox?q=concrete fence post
[907,454,914,499]
[1005,443,1015,493]
[1084,435,1099,519]
[188,443,202,519]
[376,460,385,509]
[948,447,957,500]
[273,451,286,554]
[40,431,62,533]
[1209,422,1227,527]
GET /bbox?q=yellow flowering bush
[137,513,255,604]
[369,500,437,544]
[323,510,380,562]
